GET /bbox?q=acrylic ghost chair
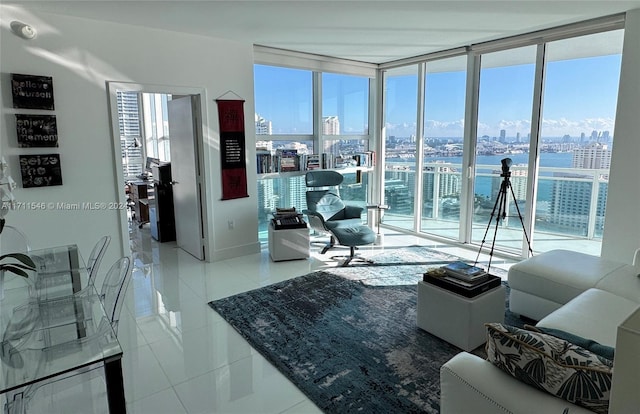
[86,235,111,288]
[3,256,132,414]
[32,236,111,301]
[0,225,31,253]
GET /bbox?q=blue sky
[255,53,622,139]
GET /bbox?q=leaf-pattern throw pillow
[485,323,613,414]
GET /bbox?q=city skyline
[255,53,622,140]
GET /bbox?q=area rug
[208,246,525,413]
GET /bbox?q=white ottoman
[417,281,505,351]
[268,223,310,261]
[508,249,627,321]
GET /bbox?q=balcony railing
[255,162,608,256]
[384,161,608,254]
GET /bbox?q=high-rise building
[255,113,272,135]
[572,143,611,170]
[490,167,527,202]
[423,163,461,199]
[117,91,140,136]
[547,179,607,236]
[547,143,610,234]
[116,91,143,178]
[499,129,506,143]
[322,116,340,135]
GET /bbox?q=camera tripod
[475,158,533,271]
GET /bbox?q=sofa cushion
[485,323,613,414]
[594,264,640,304]
[537,288,639,347]
[508,250,626,306]
[525,325,615,360]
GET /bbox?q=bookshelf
[256,150,375,177]
[257,166,373,180]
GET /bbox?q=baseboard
[210,241,261,262]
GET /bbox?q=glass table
[0,245,125,413]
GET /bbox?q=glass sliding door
[533,30,623,254]
[421,56,467,239]
[471,46,537,253]
[383,65,418,230]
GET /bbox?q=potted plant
[0,253,36,278]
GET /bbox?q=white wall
[602,8,640,263]
[0,5,261,270]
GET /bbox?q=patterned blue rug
[208,246,525,413]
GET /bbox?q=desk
[129,181,151,228]
[0,245,125,413]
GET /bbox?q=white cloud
[541,117,615,136]
[386,117,615,138]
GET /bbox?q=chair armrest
[302,209,325,223]
[441,352,590,414]
[303,210,330,232]
[344,205,363,219]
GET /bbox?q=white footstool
[508,249,627,321]
[417,281,505,351]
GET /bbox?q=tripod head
[500,157,512,178]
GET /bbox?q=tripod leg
[476,181,508,269]
[508,184,534,256]
[475,183,506,265]
[486,182,508,271]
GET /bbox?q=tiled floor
[25,225,516,414]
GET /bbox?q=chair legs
[320,235,336,254]
[331,246,374,267]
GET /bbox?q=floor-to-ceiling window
[383,65,418,230]
[421,56,467,239]
[254,65,314,238]
[471,46,536,254]
[380,17,623,258]
[533,30,623,251]
[321,73,371,207]
[254,63,374,241]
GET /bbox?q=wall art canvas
[15,114,58,147]
[11,73,55,110]
[19,154,63,188]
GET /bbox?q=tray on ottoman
[423,273,502,298]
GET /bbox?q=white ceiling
[6,1,640,64]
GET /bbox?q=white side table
[268,222,310,262]
[417,280,505,351]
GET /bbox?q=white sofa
[439,250,640,414]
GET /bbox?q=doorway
[107,82,208,261]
